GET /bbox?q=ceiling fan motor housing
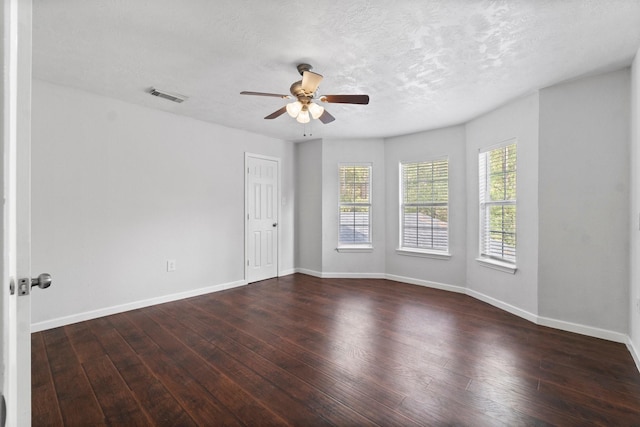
[290,81,312,101]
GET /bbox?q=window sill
[396,249,451,260]
[476,257,517,274]
[336,246,374,253]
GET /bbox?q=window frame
[337,163,373,251]
[397,157,451,259]
[477,139,517,273]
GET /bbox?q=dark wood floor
[32,274,640,426]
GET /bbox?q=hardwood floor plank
[157,301,424,427]
[116,311,245,426]
[41,328,107,426]
[135,307,334,426]
[31,333,64,427]
[188,292,410,409]
[149,304,383,427]
[86,320,198,427]
[81,355,153,426]
[32,274,640,426]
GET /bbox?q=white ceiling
[33,0,640,142]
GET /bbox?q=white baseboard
[294,268,385,279]
[32,269,640,374]
[627,338,640,372]
[466,288,538,324]
[31,279,247,333]
[278,268,296,277]
[321,272,386,279]
[385,274,466,294]
[537,315,629,344]
[385,274,634,356]
[295,268,323,277]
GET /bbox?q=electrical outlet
[167,259,176,272]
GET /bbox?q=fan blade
[320,94,369,105]
[318,110,335,124]
[264,106,287,120]
[241,91,290,99]
[301,71,323,94]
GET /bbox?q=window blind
[339,165,371,245]
[400,159,448,251]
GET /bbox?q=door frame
[244,152,281,283]
[2,0,33,425]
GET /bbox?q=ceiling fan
[240,63,369,124]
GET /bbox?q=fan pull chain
[303,122,313,137]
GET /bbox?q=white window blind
[339,165,371,246]
[479,142,517,264]
[400,159,449,252]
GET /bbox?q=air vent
[149,87,188,103]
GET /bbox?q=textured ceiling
[33,0,640,142]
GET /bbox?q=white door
[2,0,33,425]
[245,154,279,283]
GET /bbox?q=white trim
[537,315,629,344]
[478,137,518,154]
[396,249,452,260]
[294,268,384,279]
[336,245,374,253]
[31,279,247,333]
[384,273,635,369]
[476,257,517,274]
[338,163,373,246]
[385,274,465,294]
[278,268,296,277]
[399,157,450,253]
[294,268,323,278]
[466,288,538,324]
[320,272,386,279]
[627,338,640,373]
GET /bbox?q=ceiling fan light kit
[240,63,369,125]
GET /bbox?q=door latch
[18,273,52,296]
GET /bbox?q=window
[479,141,517,266]
[338,164,371,247]
[399,158,449,254]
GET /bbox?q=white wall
[538,70,630,333]
[31,80,295,329]
[630,50,640,360]
[384,126,467,288]
[320,138,386,276]
[295,139,323,273]
[464,93,540,316]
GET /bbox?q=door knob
[31,273,52,290]
[272,222,278,227]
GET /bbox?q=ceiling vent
[149,87,188,103]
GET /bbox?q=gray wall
[538,69,630,333]
[384,126,467,288]
[295,139,323,273]
[465,93,540,316]
[321,138,386,276]
[31,80,295,328]
[32,65,640,364]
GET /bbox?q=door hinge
[9,279,14,295]
[247,260,249,266]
